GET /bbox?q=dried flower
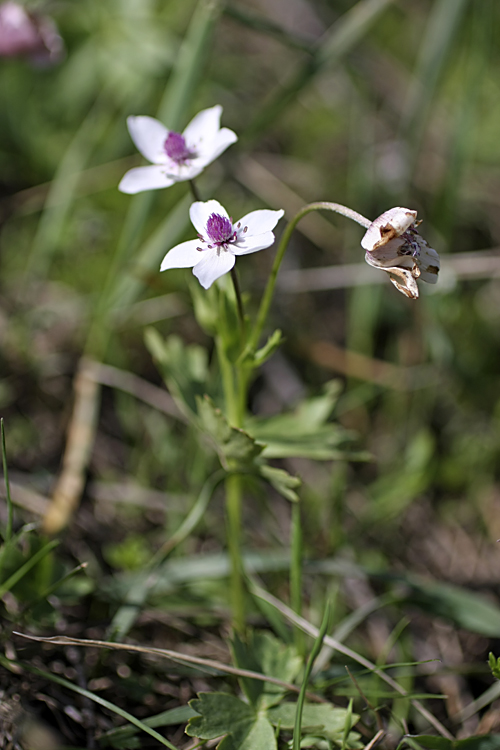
[119,105,237,194]
[361,207,440,299]
[160,200,284,289]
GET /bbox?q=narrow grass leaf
[108,471,226,641]
[157,0,222,128]
[246,0,395,138]
[0,540,59,599]
[0,657,179,750]
[1,418,13,543]
[293,602,330,750]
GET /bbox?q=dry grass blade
[14,633,327,704]
[249,584,454,740]
[43,359,101,535]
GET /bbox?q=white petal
[127,116,168,164]
[118,165,175,194]
[196,127,238,164]
[232,230,277,255]
[193,249,235,289]
[189,200,229,237]
[364,238,409,266]
[235,209,284,237]
[170,161,205,181]
[387,267,420,299]
[183,105,223,148]
[361,207,417,251]
[160,239,205,271]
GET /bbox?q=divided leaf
[267,702,360,742]
[186,693,276,750]
[145,330,209,418]
[258,465,301,502]
[246,381,355,460]
[231,630,302,709]
[196,395,264,466]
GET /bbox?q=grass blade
[0,540,59,599]
[292,602,330,750]
[1,419,13,543]
[246,0,396,139]
[0,656,180,750]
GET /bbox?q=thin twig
[346,665,384,733]
[13,633,328,704]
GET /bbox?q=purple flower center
[400,227,421,258]
[206,213,235,245]
[164,131,195,164]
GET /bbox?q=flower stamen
[164,131,196,165]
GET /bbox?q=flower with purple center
[118,105,237,194]
[361,206,440,299]
[160,200,285,289]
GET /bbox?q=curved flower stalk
[118,105,237,194]
[160,199,284,289]
[362,207,440,299]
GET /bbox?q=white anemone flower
[118,105,237,194]
[361,206,440,299]
[160,200,285,289]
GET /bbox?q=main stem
[217,314,246,632]
[248,202,371,353]
[230,266,246,338]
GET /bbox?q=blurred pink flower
[362,206,440,299]
[0,2,64,65]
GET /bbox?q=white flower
[361,207,440,299]
[118,105,237,194]
[160,200,285,289]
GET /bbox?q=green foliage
[488,653,500,680]
[187,632,359,750]
[197,394,264,466]
[145,330,210,418]
[247,381,358,460]
[397,577,500,637]
[231,630,302,709]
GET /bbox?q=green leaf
[231,631,302,709]
[186,692,255,739]
[405,735,500,750]
[145,331,209,419]
[268,703,359,741]
[400,578,500,637]
[101,706,197,748]
[258,465,301,502]
[240,329,284,368]
[489,652,500,680]
[218,714,276,750]
[246,382,354,460]
[197,395,264,465]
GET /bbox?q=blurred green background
[2,0,500,741]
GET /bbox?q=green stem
[226,472,245,632]
[292,602,330,750]
[1,419,12,543]
[290,501,304,656]
[248,202,371,352]
[189,178,201,202]
[230,266,246,339]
